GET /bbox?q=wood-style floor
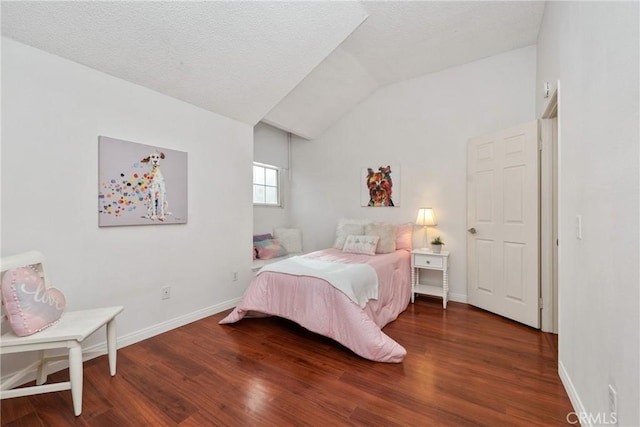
[1,297,572,426]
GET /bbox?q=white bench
[0,250,123,416]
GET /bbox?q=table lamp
[415,208,437,250]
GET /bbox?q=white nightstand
[411,249,450,308]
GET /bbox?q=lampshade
[416,208,437,226]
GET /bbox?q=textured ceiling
[2,1,545,139]
[265,1,545,138]
[1,1,367,126]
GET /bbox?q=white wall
[291,46,536,302]
[536,3,640,426]
[253,122,291,235]
[1,38,254,374]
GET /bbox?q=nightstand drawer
[414,254,443,268]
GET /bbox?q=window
[253,162,280,206]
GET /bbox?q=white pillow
[273,228,302,253]
[333,218,371,249]
[365,222,397,254]
[342,235,379,256]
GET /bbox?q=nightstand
[411,249,450,308]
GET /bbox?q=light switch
[576,215,582,240]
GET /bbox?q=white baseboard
[1,297,241,388]
[559,360,586,425]
[448,292,468,304]
[115,297,240,350]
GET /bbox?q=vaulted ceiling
[2,1,545,140]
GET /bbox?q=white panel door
[467,121,539,328]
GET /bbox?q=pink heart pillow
[1,266,66,337]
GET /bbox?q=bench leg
[35,351,47,385]
[68,343,83,416]
[107,318,118,376]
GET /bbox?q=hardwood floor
[1,297,573,426]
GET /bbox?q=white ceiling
[1,1,545,140]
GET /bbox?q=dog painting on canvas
[366,165,395,207]
[140,151,170,221]
[98,136,187,227]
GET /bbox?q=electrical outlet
[161,286,171,300]
[232,272,238,282]
[608,384,617,416]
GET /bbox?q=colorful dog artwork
[140,152,170,220]
[98,136,187,226]
[361,165,399,207]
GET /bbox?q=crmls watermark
[566,411,618,425]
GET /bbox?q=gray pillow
[365,222,397,254]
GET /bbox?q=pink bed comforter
[219,248,411,363]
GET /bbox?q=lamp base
[423,226,429,252]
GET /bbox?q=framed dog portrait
[98,136,188,226]
[360,165,400,207]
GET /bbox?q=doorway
[540,84,560,334]
[466,84,560,332]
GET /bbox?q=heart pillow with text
[1,266,66,337]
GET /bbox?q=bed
[219,246,412,363]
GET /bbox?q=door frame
[540,81,560,333]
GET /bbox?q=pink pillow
[255,239,288,260]
[396,223,413,251]
[1,266,66,337]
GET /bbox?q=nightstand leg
[443,269,449,309]
[411,267,415,303]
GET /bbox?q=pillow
[253,245,258,260]
[342,235,380,256]
[273,228,302,253]
[255,239,288,260]
[333,218,371,249]
[365,222,397,254]
[253,233,273,242]
[395,223,413,251]
[1,266,66,337]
